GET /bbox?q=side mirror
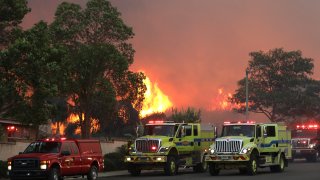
[214,127,218,139]
[263,126,267,138]
[61,150,71,156]
[136,125,144,137]
[18,152,23,154]
[181,127,186,138]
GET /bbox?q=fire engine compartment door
[175,124,194,154]
[260,125,279,153]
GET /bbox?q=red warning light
[7,126,16,131]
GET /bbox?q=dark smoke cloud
[22,0,320,122]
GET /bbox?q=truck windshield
[23,141,61,154]
[144,125,177,137]
[222,125,255,137]
[292,129,318,138]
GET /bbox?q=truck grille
[215,139,242,153]
[135,139,161,153]
[13,159,39,170]
[292,138,309,148]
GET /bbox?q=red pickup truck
[7,138,104,180]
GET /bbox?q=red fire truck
[8,138,104,180]
[291,124,320,162]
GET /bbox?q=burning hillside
[140,75,173,118]
[208,88,240,111]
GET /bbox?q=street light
[245,68,249,121]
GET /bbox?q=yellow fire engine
[125,120,216,176]
[205,121,291,175]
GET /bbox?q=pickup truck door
[69,142,82,174]
[60,142,79,175]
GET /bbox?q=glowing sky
[21,0,320,110]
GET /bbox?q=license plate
[140,157,148,161]
[220,156,230,160]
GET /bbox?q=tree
[0,0,30,49]
[169,107,201,123]
[0,21,66,136]
[50,0,146,138]
[231,48,320,122]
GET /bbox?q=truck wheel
[48,168,60,180]
[164,156,178,176]
[87,166,98,180]
[270,154,285,173]
[128,164,141,176]
[246,153,258,175]
[193,156,208,173]
[306,152,318,162]
[208,162,220,176]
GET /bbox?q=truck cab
[291,124,320,162]
[125,120,216,176]
[8,138,104,180]
[205,121,291,176]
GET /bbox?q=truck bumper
[125,155,167,164]
[205,154,250,162]
[205,154,250,169]
[292,148,317,158]
[8,170,48,179]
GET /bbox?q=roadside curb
[99,170,129,177]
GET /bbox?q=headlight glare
[210,148,215,154]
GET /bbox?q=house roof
[0,118,22,125]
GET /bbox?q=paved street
[100,160,320,180]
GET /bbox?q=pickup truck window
[61,142,73,154]
[24,142,61,153]
[70,142,79,154]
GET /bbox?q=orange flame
[51,113,99,135]
[140,75,173,118]
[209,88,240,111]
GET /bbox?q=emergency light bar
[148,120,174,124]
[296,124,319,129]
[224,121,256,124]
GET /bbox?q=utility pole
[245,69,249,121]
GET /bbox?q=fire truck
[205,121,291,176]
[291,124,320,162]
[124,120,216,176]
[8,138,104,180]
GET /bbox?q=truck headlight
[8,161,11,171]
[159,147,170,153]
[240,147,251,154]
[209,148,215,154]
[308,143,316,149]
[128,147,136,153]
[40,161,49,170]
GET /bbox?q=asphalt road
[101,161,320,180]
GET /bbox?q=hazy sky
[22,0,320,110]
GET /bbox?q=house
[0,118,37,142]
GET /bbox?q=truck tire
[193,156,208,173]
[48,168,60,180]
[208,162,220,176]
[87,165,98,180]
[128,164,141,176]
[306,152,318,162]
[164,156,178,176]
[270,154,285,173]
[246,153,258,175]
